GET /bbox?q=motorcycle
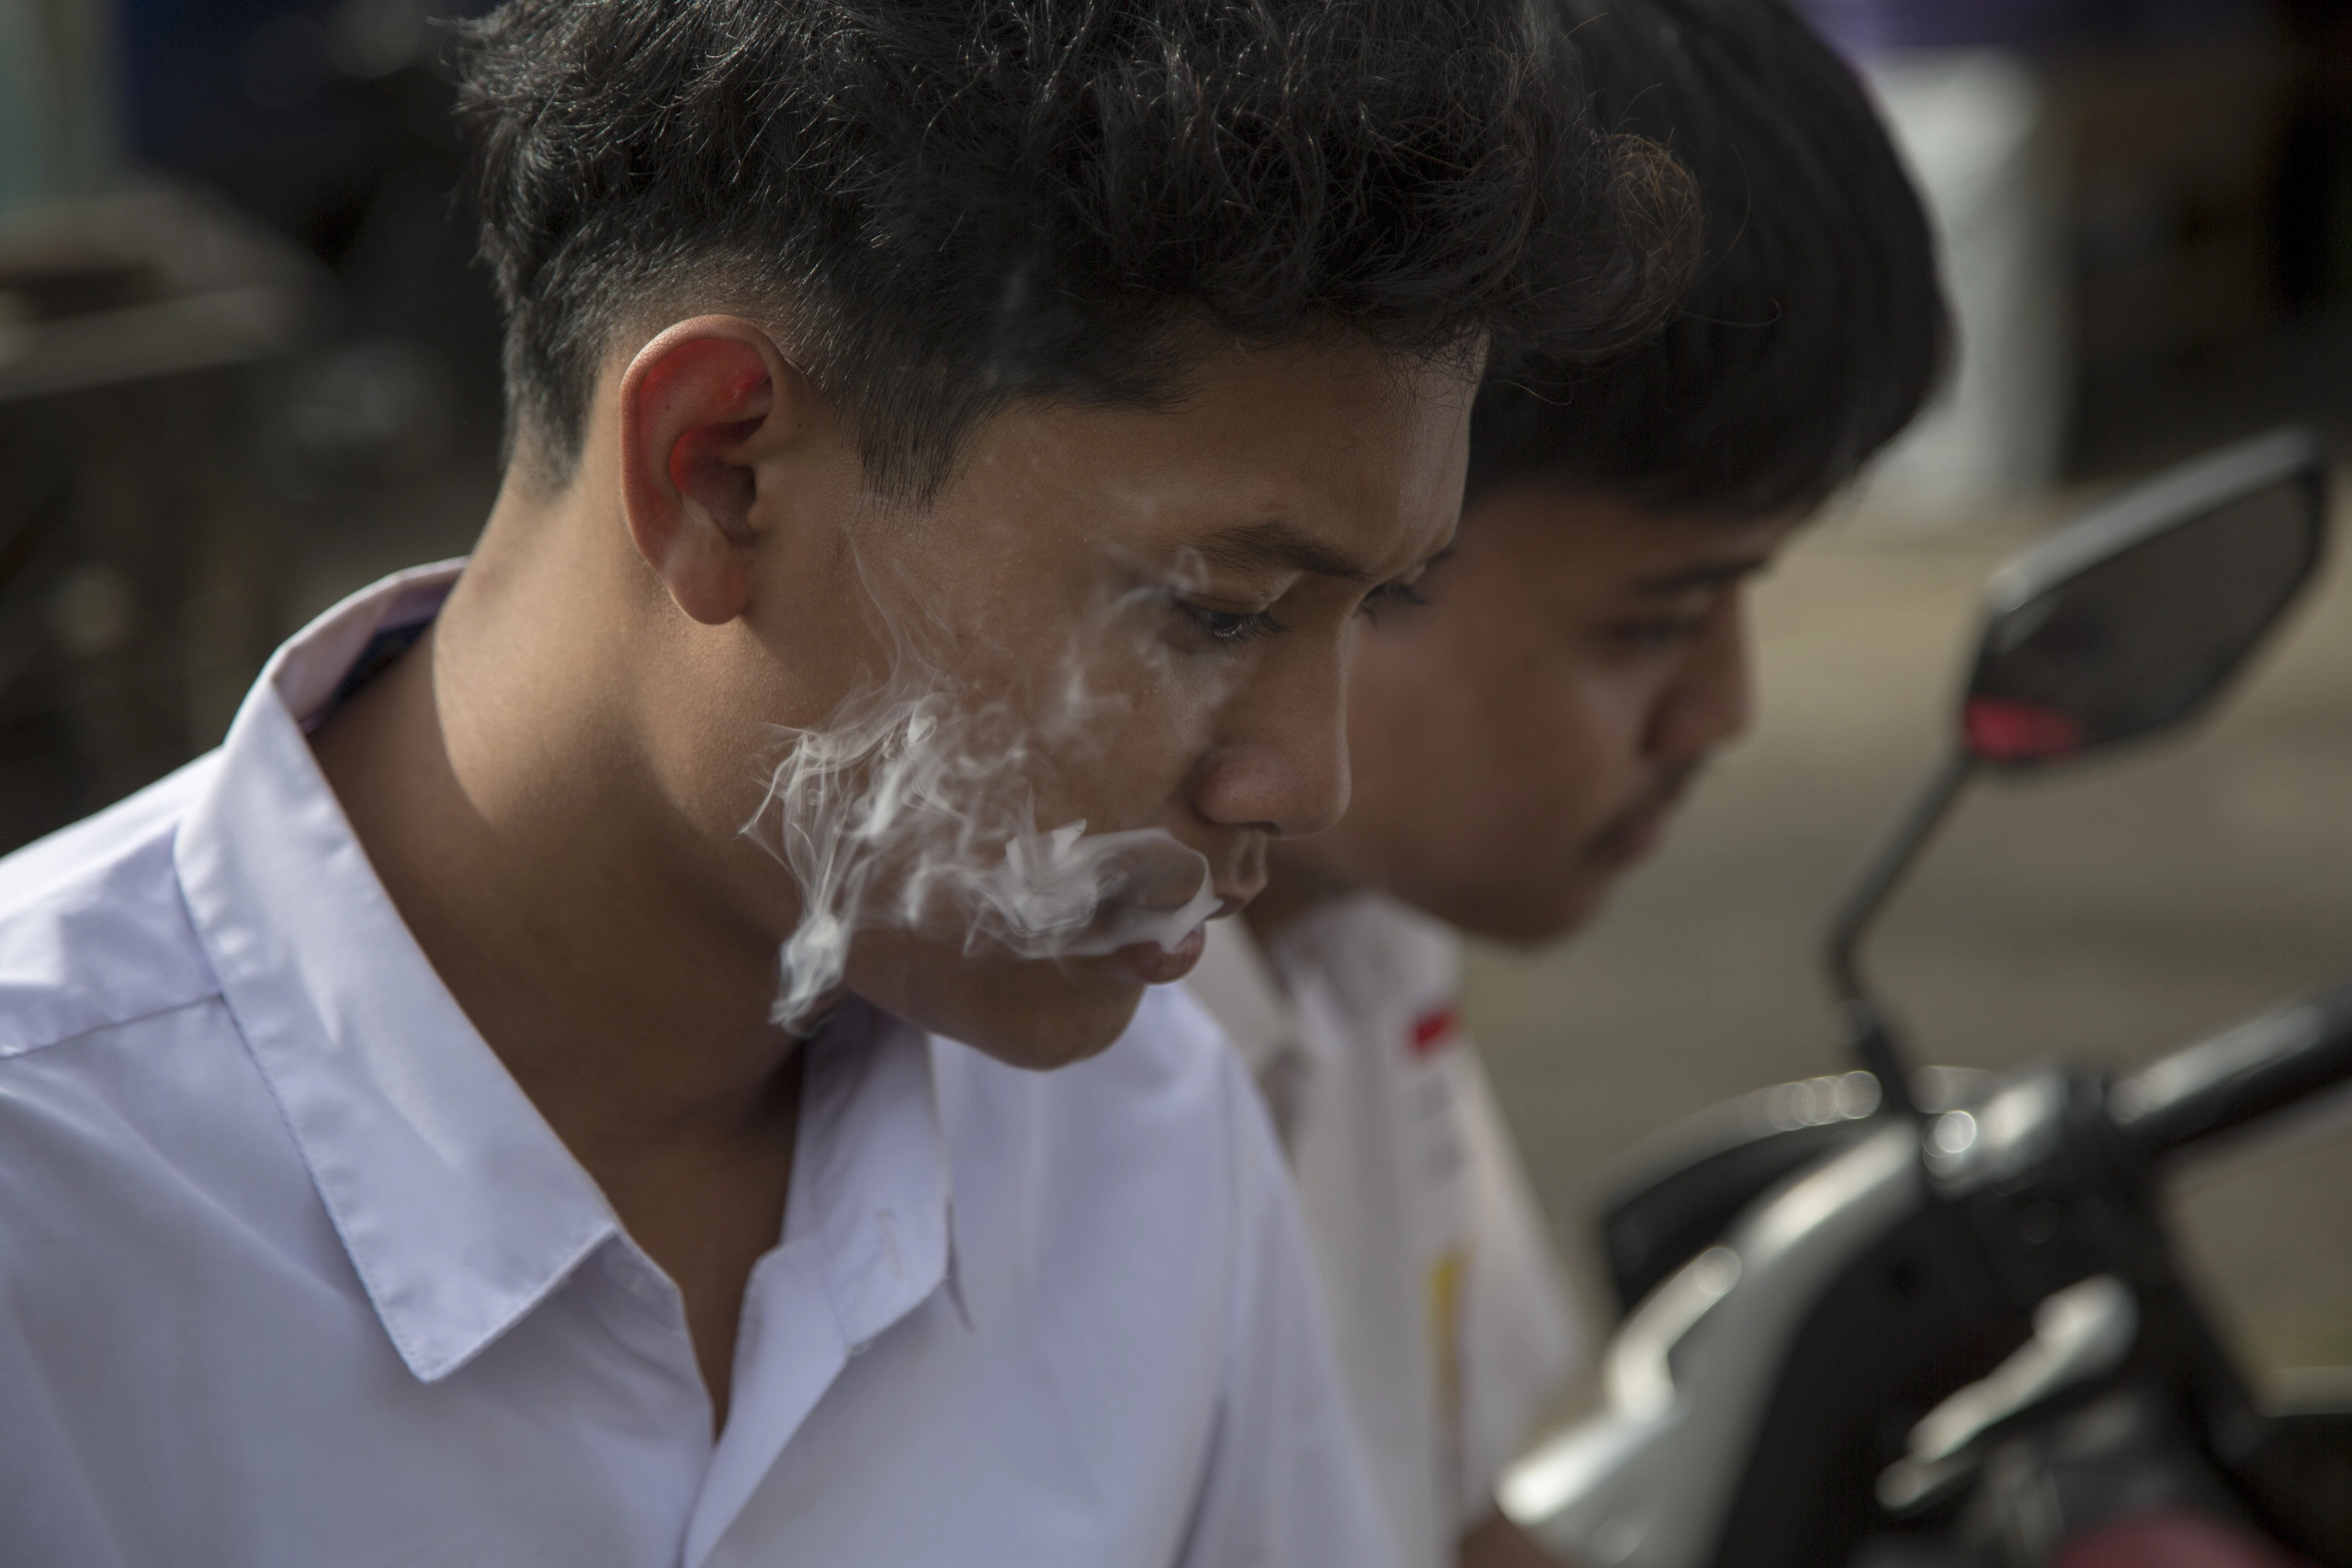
[1499,426,2352,1568]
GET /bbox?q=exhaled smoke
[744,559,1225,1032]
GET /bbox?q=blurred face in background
[1274,483,1798,942]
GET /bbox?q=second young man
[1190,3,1951,1564]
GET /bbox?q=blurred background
[0,0,497,851]
[1469,0,2352,1415]
[0,0,2348,1414]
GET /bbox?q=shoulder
[0,757,222,1060]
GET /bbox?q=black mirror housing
[1962,427,2328,770]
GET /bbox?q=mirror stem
[1826,750,1976,1119]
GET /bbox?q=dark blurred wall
[2277,0,2352,315]
[1794,0,2352,479]
[0,1,507,855]
[119,0,505,444]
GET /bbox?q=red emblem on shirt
[1409,1002,1461,1057]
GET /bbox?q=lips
[1114,922,1208,984]
[1584,807,1666,870]
[1581,766,1700,871]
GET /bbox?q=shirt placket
[678,1015,953,1566]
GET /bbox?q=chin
[1422,868,1614,949]
[861,946,1149,1071]
[962,986,1148,1070]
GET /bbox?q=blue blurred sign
[1794,0,2263,53]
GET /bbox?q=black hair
[1464,0,1951,517]
[455,0,1701,502]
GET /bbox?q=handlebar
[2110,974,2352,1161]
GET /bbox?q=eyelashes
[1614,618,1709,649]
[1167,560,1437,649]
[1178,602,1289,647]
[1358,578,1431,622]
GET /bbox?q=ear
[617,316,813,626]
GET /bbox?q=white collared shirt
[0,563,1396,1568]
[1189,902,1580,1568]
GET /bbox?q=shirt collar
[175,563,964,1386]
[175,561,621,1382]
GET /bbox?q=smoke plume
[744,553,1227,1030]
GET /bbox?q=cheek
[1498,660,1670,860]
[1337,625,1538,861]
[650,635,833,840]
[1016,647,1241,831]
[1352,631,1645,864]
[876,544,1245,832]
[1462,667,1618,852]
[1336,630,1458,822]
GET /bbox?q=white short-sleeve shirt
[0,563,1396,1568]
[1190,898,1581,1568]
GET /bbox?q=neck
[311,487,803,1168]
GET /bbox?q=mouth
[1583,807,1668,872]
[1581,768,1699,872]
[1106,877,1253,983]
[1114,922,1209,984]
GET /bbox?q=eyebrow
[1630,557,1775,596]
[1190,520,1380,583]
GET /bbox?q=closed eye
[1360,541,1451,623]
[1178,601,1288,647]
[1609,615,1711,652]
[1358,578,1431,623]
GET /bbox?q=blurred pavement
[1469,483,2352,1407]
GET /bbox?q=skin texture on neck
[311,314,1473,1427]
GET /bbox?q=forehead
[1103,336,1475,531]
[929,333,1479,591]
[1159,330,1476,439]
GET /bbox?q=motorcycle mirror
[1827,428,2330,1115]
[1961,427,2328,769]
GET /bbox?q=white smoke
[744,552,1227,1031]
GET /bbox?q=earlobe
[617,319,805,626]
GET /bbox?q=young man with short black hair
[0,4,1693,1563]
[1188,4,1950,1564]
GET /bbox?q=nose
[1649,595,1754,765]
[1189,639,1351,840]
